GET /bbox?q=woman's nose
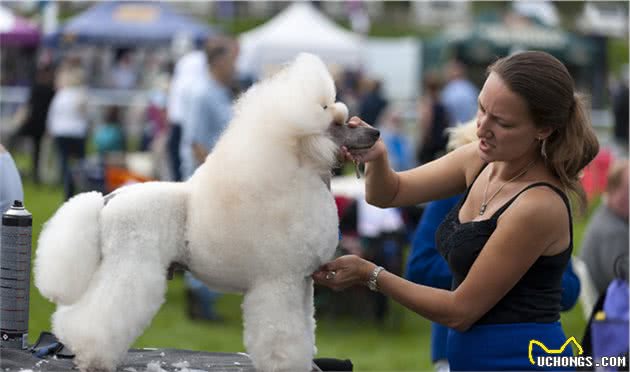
[476,116,491,138]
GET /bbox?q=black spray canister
[0,200,32,349]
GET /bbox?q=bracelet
[367,266,385,292]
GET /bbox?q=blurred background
[0,1,628,371]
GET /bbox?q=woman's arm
[364,141,482,208]
[314,187,568,331]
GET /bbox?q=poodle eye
[322,105,328,110]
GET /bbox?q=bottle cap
[3,200,31,218]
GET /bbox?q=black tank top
[436,164,573,325]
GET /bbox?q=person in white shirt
[47,61,89,200]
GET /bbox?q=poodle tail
[35,191,104,306]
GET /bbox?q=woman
[408,121,581,371]
[314,51,599,370]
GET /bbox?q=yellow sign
[528,336,583,365]
[113,5,159,23]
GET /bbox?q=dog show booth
[43,1,218,47]
[236,2,364,78]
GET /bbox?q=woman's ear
[536,126,554,140]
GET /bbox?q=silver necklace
[479,160,536,216]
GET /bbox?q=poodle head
[234,53,378,170]
[235,53,346,134]
[233,53,378,171]
[274,53,349,136]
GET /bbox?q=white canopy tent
[237,2,364,77]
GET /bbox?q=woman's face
[475,72,544,163]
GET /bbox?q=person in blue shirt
[0,144,24,214]
[180,38,238,180]
[180,37,239,321]
[440,60,479,127]
[0,144,24,252]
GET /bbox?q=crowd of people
[1,40,627,370]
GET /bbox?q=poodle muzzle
[328,123,380,151]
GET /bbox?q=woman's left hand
[312,255,376,291]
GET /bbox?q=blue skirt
[447,322,575,371]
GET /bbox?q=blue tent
[48,1,218,46]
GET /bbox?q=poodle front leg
[52,258,168,372]
[242,277,315,372]
[303,277,317,356]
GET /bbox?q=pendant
[479,204,487,216]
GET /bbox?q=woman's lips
[479,139,492,152]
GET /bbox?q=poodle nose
[371,128,380,139]
[364,127,380,141]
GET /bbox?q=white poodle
[34,53,379,372]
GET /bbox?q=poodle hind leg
[243,277,315,372]
[52,258,167,372]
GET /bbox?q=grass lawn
[20,175,593,371]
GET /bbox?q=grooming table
[0,347,256,371]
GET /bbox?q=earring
[539,138,548,159]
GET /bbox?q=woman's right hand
[312,255,376,291]
[341,116,387,163]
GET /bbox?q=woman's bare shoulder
[449,141,485,185]
[501,184,570,231]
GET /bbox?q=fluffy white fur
[34,53,348,372]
